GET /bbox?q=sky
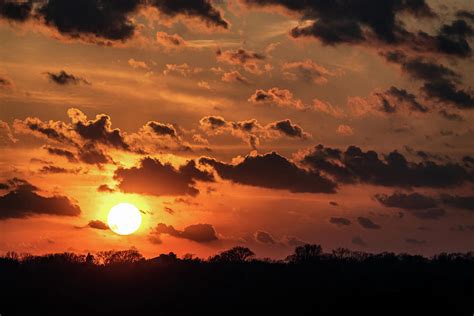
[0,0,473,259]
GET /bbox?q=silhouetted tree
[96,249,144,265]
[286,244,323,263]
[209,246,255,263]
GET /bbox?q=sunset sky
[0,0,473,259]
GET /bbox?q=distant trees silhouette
[1,244,473,316]
[209,246,255,263]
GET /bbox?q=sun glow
[107,203,142,235]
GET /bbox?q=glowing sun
[107,203,142,235]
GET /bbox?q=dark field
[1,245,473,316]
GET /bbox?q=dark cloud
[376,86,428,113]
[382,52,474,109]
[200,116,310,149]
[14,117,75,145]
[78,142,111,165]
[114,157,214,196]
[151,0,228,29]
[329,217,351,226]
[0,0,32,21]
[435,18,474,58]
[39,165,78,174]
[0,76,13,88]
[301,144,472,188]
[43,146,78,163]
[440,194,474,211]
[156,31,186,48]
[163,206,174,214]
[69,108,130,150]
[463,156,474,166]
[244,0,474,59]
[268,119,308,139]
[146,121,178,138]
[150,223,218,243]
[200,152,337,194]
[409,208,446,220]
[329,201,339,206]
[374,192,438,210]
[0,178,81,220]
[97,184,115,193]
[216,48,266,73]
[46,70,89,85]
[254,230,276,244]
[284,236,306,247]
[438,109,464,121]
[0,0,227,43]
[243,0,435,46]
[88,220,108,230]
[357,217,381,229]
[352,236,367,247]
[248,87,304,109]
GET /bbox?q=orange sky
[0,0,473,258]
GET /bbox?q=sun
[107,203,142,235]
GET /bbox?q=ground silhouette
[1,245,473,315]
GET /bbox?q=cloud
[156,31,187,48]
[67,108,130,150]
[0,76,13,88]
[221,70,249,84]
[39,165,79,174]
[14,116,75,145]
[282,59,335,84]
[43,146,78,163]
[114,157,214,196]
[440,195,474,211]
[377,86,428,113]
[46,70,89,85]
[145,121,178,138]
[0,0,32,21]
[241,0,474,59]
[248,87,304,109]
[268,119,310,139]
[438,109,464,121]
[216,48,266,74]
[374,192,438,210]
[0,120,17,146]
[197,81,211,90]
[329,217,351,226]
[128,58,149,70]
[97,184,115,193]
[410,208,446,220]
[163,63,201,77]
[301,144,473,188]
[150,223,218,243]
[0,0,227,44]
[77,142,112,165]
[382,51,474,109]
[254,230,276,244]
[0,178,81,220]
[375,192,446,219]
[357,217,381,229]
[150,0,228,29]
[200,152,337,194]
[88,220,108,230]
[336,124,354,136]
[199,116,310,149]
